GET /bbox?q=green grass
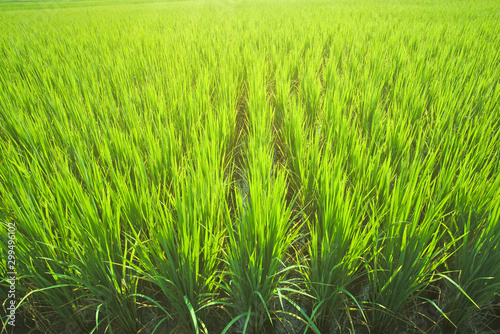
[1,0,499,333]
[0,0,189,11]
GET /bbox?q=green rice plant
[367,149,457,331]
[440,197,500,331]
[299,46,323,131]
[222,140,301,333]
[0,149,88,330]
[305,145,373,330]
[280,87,321,220]
[130,117,232,333]
[221,58,304,333]
[0,145,140,333]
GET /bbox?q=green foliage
[0,0,499,333]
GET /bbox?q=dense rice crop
[1,0,499,333]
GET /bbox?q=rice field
[1,0,499,333]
